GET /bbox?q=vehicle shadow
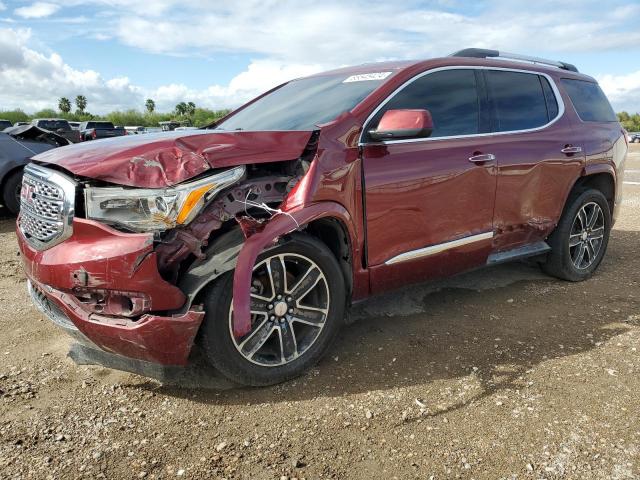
[114,229,640,408]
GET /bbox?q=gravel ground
[1,145,640,480]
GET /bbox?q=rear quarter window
[561,79,617,122]
[485,70,553,132]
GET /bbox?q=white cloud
[2,1,640,114]
[0,2,6,12]
[598,71,640,113]
[108,1,640,64]
[0,28,141,112]
[0,27,320,114]
[14,2,60,19]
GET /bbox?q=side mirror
[369,109,433,141]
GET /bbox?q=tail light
[91,129,97,139]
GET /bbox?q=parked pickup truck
[79,121,126,141]
[31,119,81,143]
[18,48,627,386]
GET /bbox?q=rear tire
[199,234,346,386]
[3,170,23,215]
[542,189,611,281]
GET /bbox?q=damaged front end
[17,128,321,365]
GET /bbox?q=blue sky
[1,0,639,113]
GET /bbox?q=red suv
[17,49,627,386]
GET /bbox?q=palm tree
[75,95,88,114]
[175,102,188,116]
[58,97,71,114]
[186,102,196,116]
[145,98,155,114]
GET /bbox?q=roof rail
[450,48,578,73]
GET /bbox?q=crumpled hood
[32,129,314,188]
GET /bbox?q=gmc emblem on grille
[21,184,36,205]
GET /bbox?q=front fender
[232,201,355,337]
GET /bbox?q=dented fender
[231,201,355,338]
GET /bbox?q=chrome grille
[18,164,76,250]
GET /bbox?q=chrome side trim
[384,231,494,265]
[358,65,566,146]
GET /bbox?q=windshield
[216,72,393,131]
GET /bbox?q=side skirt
[486,241,551,266]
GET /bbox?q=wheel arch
[569,169,616,215]
[178,203,359,325]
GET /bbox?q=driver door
[361,68,497,293]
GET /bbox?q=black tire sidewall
[200,234,346,386]
[3,170,23,215]
[549,189,611,281]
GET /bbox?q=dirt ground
[1,145,640,480]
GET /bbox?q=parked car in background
[0,120,13,130]
[18,48,627,386]
[1,125,70,214]
[31,119,81,143]
[69,121,81,130]
[15,122,30,127]
[124,126,145,135]
[630,133,640,143]
[79,121,126,141]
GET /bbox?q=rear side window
[486,70,553,132]
[561,79,616,122]
[368,69,479,139]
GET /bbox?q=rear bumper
[18,218,204,365]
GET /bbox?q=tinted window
[561,79,616,122]
[38,120,71,131]
[93,122,115,129]
[218,73,392,131]
[486,71,550,132]
[368,69,479,139]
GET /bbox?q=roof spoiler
[450,48,579,73]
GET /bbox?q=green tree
[58,97,71,114]
[186,101,196,116]
[75,95,88,114]
[174,102,188,116]
[145,98,155,114]
[0,109,29,124]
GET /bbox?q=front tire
[199,234,346,386]
[542,189,611,281]
[3,170,23,215]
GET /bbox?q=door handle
[561,146,582,154]
[468,153,495,164]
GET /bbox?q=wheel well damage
[154,131,354,337]
[572,172,615,214]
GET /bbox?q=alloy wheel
[228,253,330,367]
[569,202,605,270]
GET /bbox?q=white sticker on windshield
[343,72,392,83]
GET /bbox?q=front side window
[217,73,394,131]
[486,70,551,132]
[366,69,480,140]
[560,79,616,122]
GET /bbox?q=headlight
[85,166,245,232]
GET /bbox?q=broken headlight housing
[84,166,245,232]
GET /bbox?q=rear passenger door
[481,69,584,252]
